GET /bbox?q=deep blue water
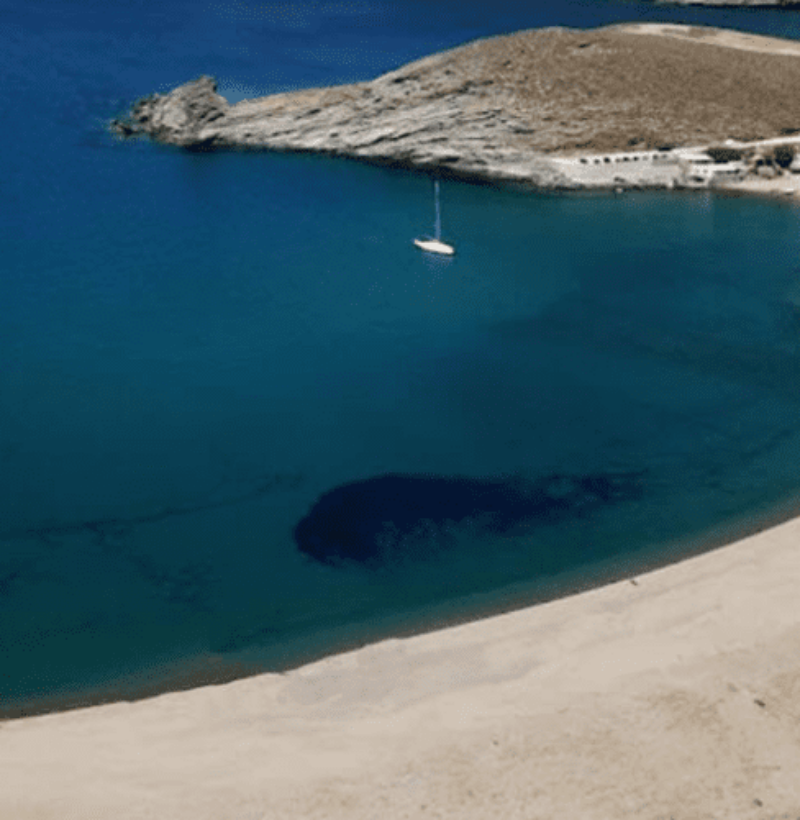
[5,0,800,715]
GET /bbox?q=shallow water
[4,0,800,714]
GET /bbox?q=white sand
[715,173,800,201]
[2,511,800,819]
[619,22,800,58]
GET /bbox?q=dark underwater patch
[294,471,645,569]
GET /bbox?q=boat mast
[434,179,441,241]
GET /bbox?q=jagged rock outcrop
[112,76,229,147]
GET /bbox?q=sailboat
[414,179,455,255]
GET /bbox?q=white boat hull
[413,238,455,256]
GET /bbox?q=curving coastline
[113,23,800,194]
[5,20,800,820]
[4,509,800,818]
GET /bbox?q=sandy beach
[3,510,800,819]
[716,171,800,201]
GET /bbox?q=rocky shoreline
[112,23,800,194]
[112,71,568,188]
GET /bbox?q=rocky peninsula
[113,23,800,192]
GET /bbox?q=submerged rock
[294,470,645,569]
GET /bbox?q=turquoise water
[4,0,800,715]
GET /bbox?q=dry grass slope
[419,25,800,152]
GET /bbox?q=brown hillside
[424,24,800,152]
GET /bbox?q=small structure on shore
[552,149,681,189]
[674,150,746,186]
[552,145,752,191]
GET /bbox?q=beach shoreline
[4,482,800,723]
[2,506,800,818]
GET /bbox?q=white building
[673,150,746,186]
[550,148,747,189]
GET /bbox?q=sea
[4,0,800,716]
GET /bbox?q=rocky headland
[112,23,800,192]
